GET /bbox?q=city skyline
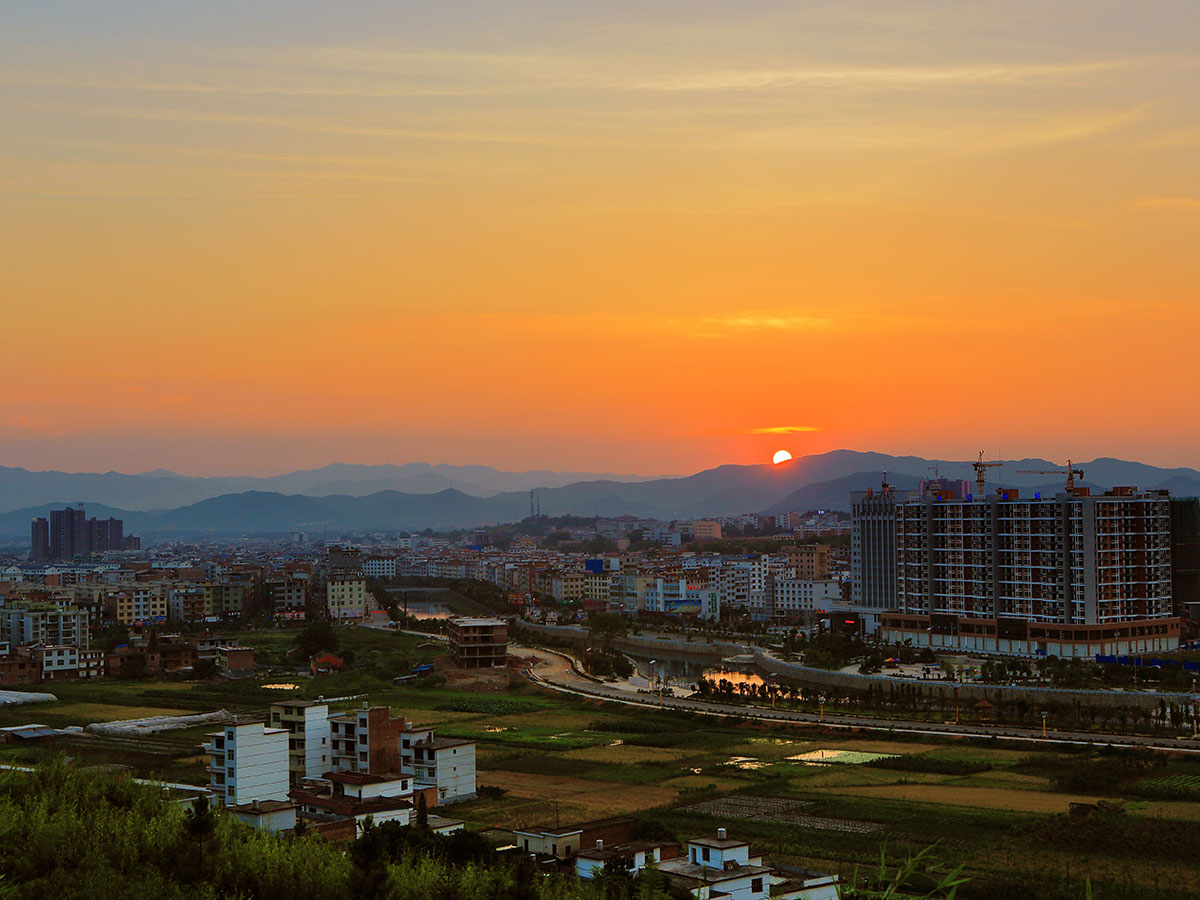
[5,2,1198,476]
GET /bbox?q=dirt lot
[563,744,688,764]
[474,771,680,825]
[818,783,1104,814]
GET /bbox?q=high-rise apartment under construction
[877,483,1179,657]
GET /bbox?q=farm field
[2,625,1200,898]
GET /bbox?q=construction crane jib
[1015,460,1085,492]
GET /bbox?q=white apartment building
[409,736,476,803]
[206,720,290,808]
[0,601,89,649]
[362,556,396,579]
[326,576,367,620]
[33,643,79,681]
[269,701,332,781]
[772,579,842,618]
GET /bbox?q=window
[702,848,710,862]
[752,878,763,893]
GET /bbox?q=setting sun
[772,450,793,465]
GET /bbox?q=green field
[3,625,1200,899]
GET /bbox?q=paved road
[514,642,1200,754]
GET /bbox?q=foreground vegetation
[0,764,980,899]
[2,626,1198,898]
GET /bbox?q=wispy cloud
[697,314,831,331]
[1133,195,1200,210]
[631,60,1132,93]
[744,425,822,435]
[0,97,578,146]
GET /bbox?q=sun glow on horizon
[773,450,793,465]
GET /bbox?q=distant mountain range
[0,462,668,513]
[1,450,1198,541]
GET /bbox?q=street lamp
[648,659,660,702]
[768,673,778,710]
[818,694,827,723]
[1040,710,1049,738]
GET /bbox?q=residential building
[787,544,831,580]
[0,647,39,685]
[105,584,168,625]
[576,840,671,881]
[40,508,130,561]
[850,483,919,630]
[49,507,87,561]
[267,577,308,621]
[408,735,476,803]
[206,720,290,808]
[269,701,332,782]
[229,800,297,835]
[692,520,723,540]
[217,646,255,674]
[659,828,838,900]
[447,617,508,668]
[202,583,247,620]
[881,485,1179,657]
[30,518,49,563]
[1170,498,1200,620]
[32,644,79,681]
[326,576,367,620]
[328,706,477,804]
[608,573,650,613]
[362,556,397,579]
[515,817,639,860]
[329,705,406,774]
[168,586,206,624]
[0,600,89,649]
[773,579,842,619]
[291,771,415,836]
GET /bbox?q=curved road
[515,643,1200,754]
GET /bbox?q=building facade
[447,617,508,668]
[882,486,1178,656]
[207,720,290,808]
[850,485,918,621]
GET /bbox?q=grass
[7,627,1200,898]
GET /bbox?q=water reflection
[627,653,765,689]
[387,590,452,619]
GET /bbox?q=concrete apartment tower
[269,701,332,782]
[206,720,290,808]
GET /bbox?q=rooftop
[326,771,407,786]
[688,836,750,850]
[230,799,296,814]
[576,840,670,861]
[658,860,772,885]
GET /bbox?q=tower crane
[1015,460,1085,492]
[971,451,1002,498]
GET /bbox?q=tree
[192,657,218,680]
[182,795,215,877]
[587,612,628,653]
[295,620,339,659]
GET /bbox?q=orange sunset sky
[3,2,1198,476]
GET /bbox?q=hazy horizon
[6,446,1200,481]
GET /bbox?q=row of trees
[0,763,695,900]
[704,671,1200,734]
[0,762,978,900]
